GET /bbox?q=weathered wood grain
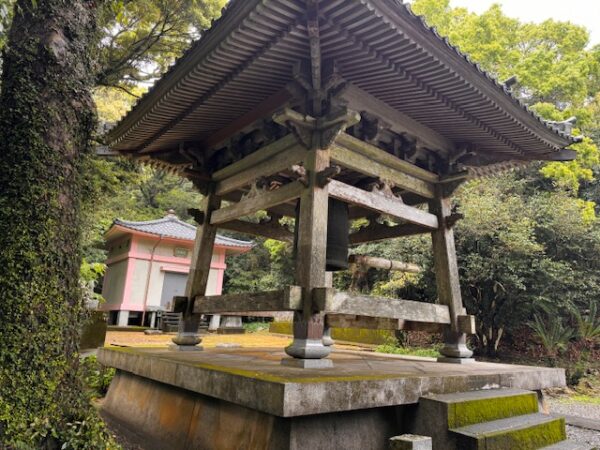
[210,181,305,225]
[335,133,439,183]
[328,180,439,229]
[215,144,306,196]
[217,219,293,242]
[349,222,429,244]
[331,144,435,198]
[313,289,451,324]
[193,286,302,314]
[349,255,421,273]
[212,134,298,182]
[341,83,455,155]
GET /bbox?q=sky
[449,0,600,46]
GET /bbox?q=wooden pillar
[429,188,473,361]
[283,148,333,367]
[171,189,221,349]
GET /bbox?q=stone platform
[98,347,565,449]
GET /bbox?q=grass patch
[375,343,441,358]
[243,322,270,333]
[558,395,600,405]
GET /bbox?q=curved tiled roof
[105,0,580,174]
[112,214,253,249]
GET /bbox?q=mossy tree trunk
[0,0,106,446]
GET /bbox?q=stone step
[541,440,595,450]
[451,413,566,450]
[420,388,539,428]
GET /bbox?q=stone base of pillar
[284,338,331,359]
[440,330,473,359]
[281,357,333,369]
[217,316,245,334]
[208,314,221,332]
[322,325,334,346]
[169,344,203,352]
[436,356,475,364]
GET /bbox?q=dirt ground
[104,330,365,351]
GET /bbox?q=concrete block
[281,358,334,369]
[169,344,203,351]
[389,434,432,450]
[436,356,476,364]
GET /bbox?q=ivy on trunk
[0,0,113,446]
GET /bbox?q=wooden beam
[215,144,306,196]
[341,83,455,155]
[336,133,439,183]
[350,223,429,245]
[326,314,447,333]
[210,181,305,225]
[328,180,439,229]
[313,289,451,324]
[186,192,221,299]
[212,134,298,182]
[202,88,293,150]
[331,144,435,199]
[193,286,302,314]
[429,191,466,332]
[217,219,293,242]
[349,255,421,273]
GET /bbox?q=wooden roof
[106,0,578,167]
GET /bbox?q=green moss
[105,346,403,384]
[269,321,293,335]
[269,321,395,345]
[449,393,539,428]
[482,417,566,450]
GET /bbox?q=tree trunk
[0,0,104,446]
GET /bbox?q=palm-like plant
[572,301,600,343]
[528,314,574,356]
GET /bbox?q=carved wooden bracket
[316,165,341,187]
[369,179,403,202]
[291,164,309,186]
[241,179,268,201]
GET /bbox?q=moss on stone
[269,321,394,345]
[483,417,566,450]
[448,392,539,428]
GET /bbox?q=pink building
[100,212,252,327]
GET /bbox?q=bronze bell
[325,198,349,271]
[293,198,349,272]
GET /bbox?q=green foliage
[97,0,227,88]
[375,342,441,358]
[243,322,270,333]
[571,301,600,343]
[528,314,574,357]
[81,355,116,399]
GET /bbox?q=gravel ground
[548,398,600,447]
[565,425,600,448]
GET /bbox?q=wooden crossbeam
[341,84,455,155]
[210,181,305,225]
[331,144,435,198]
[328,180,439,229]
[215,143,306,196]
[335,133,440,182]
[212,134,298,182]
[326,314,447,333]
[313,289,451,324]
[217,219,293,242]
[350,223,429,244]
[193,286,302,314]
[349,255,421,273]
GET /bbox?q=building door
[160,272,188,311]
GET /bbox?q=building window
[174,247,188,258]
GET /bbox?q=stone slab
[390,434,432,450]
[281,357,334,369]
[97,346,566,418]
